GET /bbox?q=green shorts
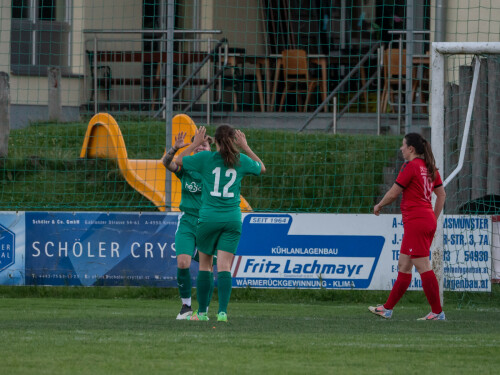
[196,220,242,256]
[174,213,198,258]
[175,213,217,265]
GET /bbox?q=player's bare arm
[176,126,207,167]
[433,185,446,219]
[374,183,404,215]
[234,129,266,174]
[162,131,189,172]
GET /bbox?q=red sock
[384,272,412,310]
[421,270,442,314]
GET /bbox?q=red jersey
[395,158,442,220]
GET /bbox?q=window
[11,0,71,75]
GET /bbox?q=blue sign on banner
[232,214,385,289]
[25,212,196,287]
[0,213,24,286]
[0,223,16,272]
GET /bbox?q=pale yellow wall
[430,0,500,84]
[445,0,500,42]
[72,0,85,76]
[0,0,12,73]
[82,0,144,101]
[10,76,81,107]
[5,0,144,106]
[210,0,266,55]
[180,0,195,29]
[84,0,142,32]
[201,0,215,31]
[4,0,81,106]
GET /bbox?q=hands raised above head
[162,131,189,171]
[192,126,208,146]
[234,129,248,149]
[173,131,189,150]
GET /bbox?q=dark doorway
[142,1,180,107]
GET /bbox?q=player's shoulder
[404,158,423,171]
[189,150,213,163]
[399,160,411,173]
[195,150,213,158]
[239,153,253,163]
[239,153,261,169]
[239,153,258,165]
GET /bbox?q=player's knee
[216,251,234,272]
[398,255,412,273]
[177,254,191,268]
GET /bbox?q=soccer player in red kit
[369,133,447,320]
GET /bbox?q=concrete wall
[84,0,142,30]
[445,0,500,42]
[211,0,266,55]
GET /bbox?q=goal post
[431,42,500,304]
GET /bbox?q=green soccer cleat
[217,312,228,322]
[189,311,209,321]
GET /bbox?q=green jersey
[174,168,203,217]
[183,151,262,222]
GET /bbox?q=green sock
[177,268,191,299]
[217,271,232,314]
[208,272,214,307]
[196,271,212,313]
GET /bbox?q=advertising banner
[232,213,492,291]
[24,212,193,287]
[0,211,492,291]
[232,214,385,289]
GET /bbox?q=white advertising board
[232,213,492,291]
[0,212,493,291]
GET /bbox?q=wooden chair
[380,47,419,113]
[278,49,318,112]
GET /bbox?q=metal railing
[83,29,223,119]
[386,30,431,132]
[298,43,380,133]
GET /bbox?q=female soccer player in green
[176,125,266,322]
[162,131,214,320]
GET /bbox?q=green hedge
[1,119,401,212]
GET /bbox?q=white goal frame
[431,42,500,304]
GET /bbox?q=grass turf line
[0,297,498,375]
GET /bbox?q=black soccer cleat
[176,304,193,320]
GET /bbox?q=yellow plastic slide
[80,113,251,212]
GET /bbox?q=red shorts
[400,212,437,258]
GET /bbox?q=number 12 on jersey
[210,167,236,198]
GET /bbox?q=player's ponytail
[404,133,437,181]
[215,124,240,168]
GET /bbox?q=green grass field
[2,120,498,374]
[1,287,499,374]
